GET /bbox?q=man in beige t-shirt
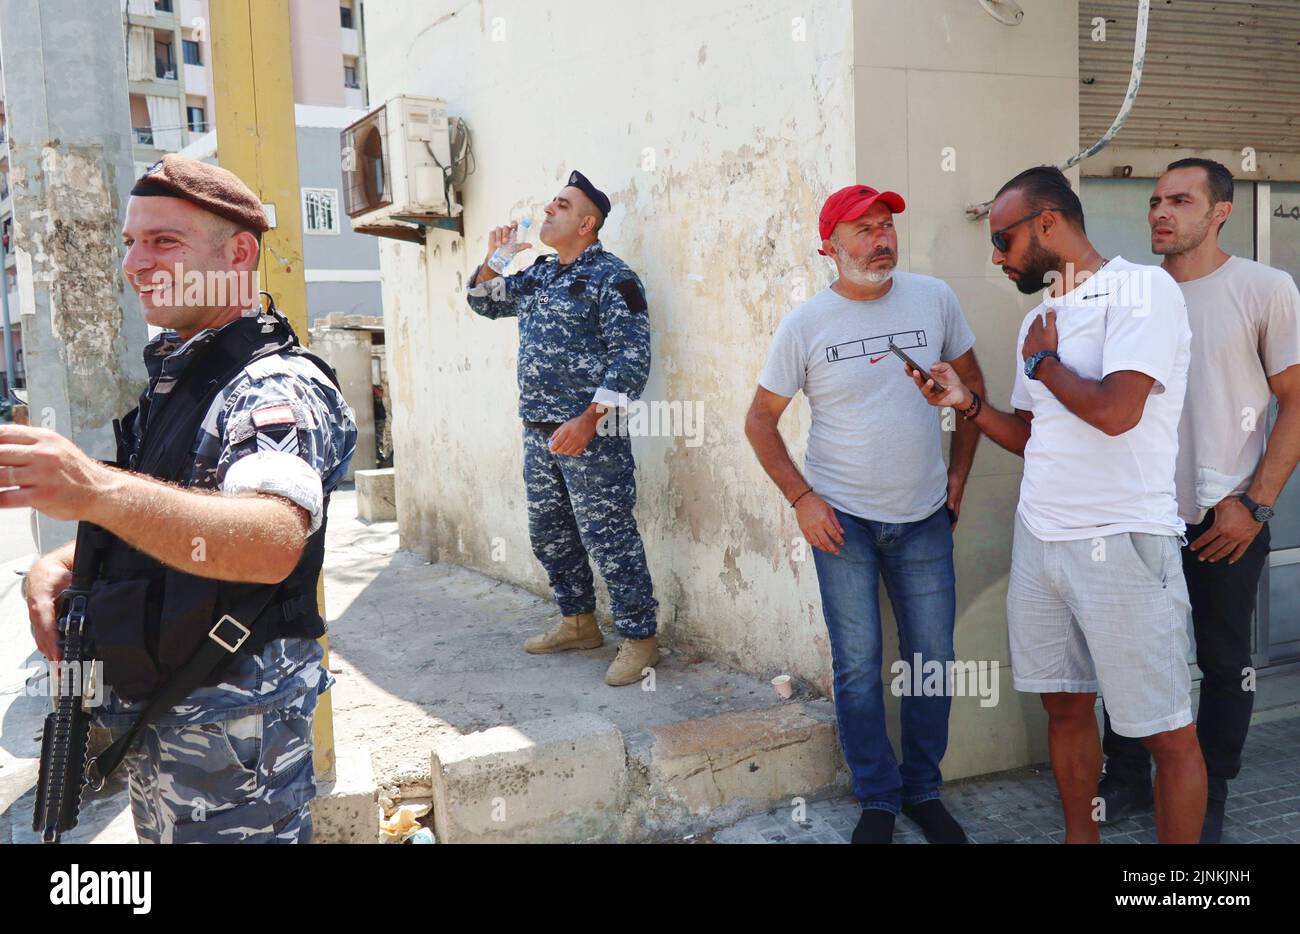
[1100,158,1300,843]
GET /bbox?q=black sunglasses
[991,208,1052,252]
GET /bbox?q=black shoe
[850,808,895,844]
[901,798,968,844]
[1097,772,1153,824]
[1201,796,1227,844]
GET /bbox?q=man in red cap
[745,185,986,844]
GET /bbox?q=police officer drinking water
[466,170,660,686]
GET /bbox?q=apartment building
[121,0,213,177]
[0,81,21,397]
[121,0,379,324]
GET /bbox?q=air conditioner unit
[341,95,461,232]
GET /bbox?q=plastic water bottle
[487,219,532,274]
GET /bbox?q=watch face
[1258,506,1275,522]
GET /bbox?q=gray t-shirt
[758,273,976,523]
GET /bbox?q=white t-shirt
[1010,256,1191,541]
[1174,256,1300,523]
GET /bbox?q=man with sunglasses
[1098,159,1300,843]
[907,166,1205,843]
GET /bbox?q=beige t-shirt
[1175,256,1300,523]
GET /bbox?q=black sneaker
[850,808,895,844]
[902,798,968,844]
[1097,772,1153,824]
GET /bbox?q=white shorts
[1006,513,1193,738]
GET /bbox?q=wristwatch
[1238,493,1274,523]
[1024,350,1060,381]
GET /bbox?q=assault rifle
[32,522,105,843]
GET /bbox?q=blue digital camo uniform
[93,314,357,844]
[466,241,658,638]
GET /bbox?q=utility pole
[0,0,151,552]
[208,0,335,778]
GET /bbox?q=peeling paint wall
[366,0,855,697]
[1,0,152,548]
[366,0,1081,778]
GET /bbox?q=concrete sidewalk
[714,714,1300,844]
[0,487,849,843]
[322,487,846,842]
[5,488,1298,844]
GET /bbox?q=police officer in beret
[20,154,357,843]
[467,170,659,686]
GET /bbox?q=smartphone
[889,342,947,393]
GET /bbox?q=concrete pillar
[0,0,151,551]
[311,326,376,479]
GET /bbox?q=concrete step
[427,699,848,843]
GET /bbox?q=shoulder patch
[615,278,648,313]
[252,403,296,428]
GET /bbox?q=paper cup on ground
[771,674,793,700]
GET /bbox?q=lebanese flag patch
[251,403,296,428]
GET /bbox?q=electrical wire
[965,0,1150,218]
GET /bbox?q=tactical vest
[86,309,339,703]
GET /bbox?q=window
[302,188,340,235]
[155,38,175,79]
[340,6,354,28]
[343,64,360,89]
[187,106,206,133]
[182,39,202,66]
[155,0,174,11]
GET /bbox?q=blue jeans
[812,505,957,813]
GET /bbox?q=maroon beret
[131,153,270,232]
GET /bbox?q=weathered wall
[367,0,1081,779]
[366,0,855,694]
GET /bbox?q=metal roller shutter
[1080,0,1300,153]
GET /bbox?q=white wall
[366,0,856,692]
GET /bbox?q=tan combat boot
[523,612,603,654]
[605,635,660,686]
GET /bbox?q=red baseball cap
[817,185,906,255]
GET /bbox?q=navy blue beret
[567,170,611,219]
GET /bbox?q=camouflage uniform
[466,241,658,638]
[92,315,357,843]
